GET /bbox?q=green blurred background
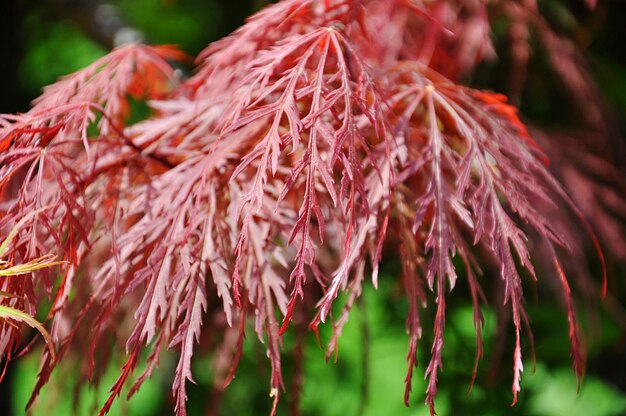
[0,0,625,415]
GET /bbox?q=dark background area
[0,0,256,113]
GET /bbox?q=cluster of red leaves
[0,1,621,415]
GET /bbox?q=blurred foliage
[12,353,165,416]
[13,0,232,103]
[111,0,220,55]
[18,9,106,96]
[5,0,626,415]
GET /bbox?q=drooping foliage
[0,1,622,415]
